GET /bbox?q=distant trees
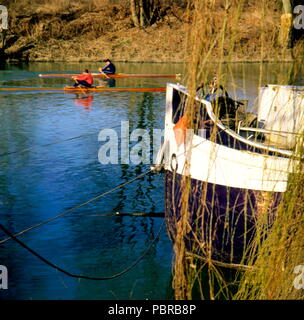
[129,0,161,27]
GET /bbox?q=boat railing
[238,126,302,137]
[169,83,294,157]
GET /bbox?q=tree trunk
[282,0,292,14]
[130,0,140,27]
[130,0,159,28]
[279,0,293,48]
[139,0,147,27]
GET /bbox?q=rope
[88,212,164,217]
[0,131,100,157]
[0,124,123,158]
[0,170,151,244]
[0,220,164,281]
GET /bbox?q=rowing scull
[0,86,166,93]
[38,73,180,79]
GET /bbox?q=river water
[0,62,302,300]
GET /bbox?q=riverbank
[1,1,303,63]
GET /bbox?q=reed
[234,61,304,300]
[170,0,304,300]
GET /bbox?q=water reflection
[74,94,93,109]
[104,78,116,87]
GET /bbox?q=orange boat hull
[0,86,166,93]
[39,73,178,79]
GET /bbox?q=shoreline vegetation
[170,0,304,300]
[0,0,303,64]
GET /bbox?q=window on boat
[172,88,184,124]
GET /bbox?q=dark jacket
[102,62,116,74]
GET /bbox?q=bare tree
[130,0,160,28]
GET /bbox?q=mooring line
[0,170,151,244]
[88,212,164,217]
[0,124,122,158]
[0,131,99,157]
[0,220,164,281]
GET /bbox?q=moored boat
[153,83,304,264]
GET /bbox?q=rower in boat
[71,69,93,88]
[98,59,116,76]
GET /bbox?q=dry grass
[234,142,304,299]
[4,0,300,62]
[169,0,304,300]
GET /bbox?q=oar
[71,77,88,93]
[98,67,110,79]
[101,71,110,79]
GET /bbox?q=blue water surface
[0,62,183,299]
